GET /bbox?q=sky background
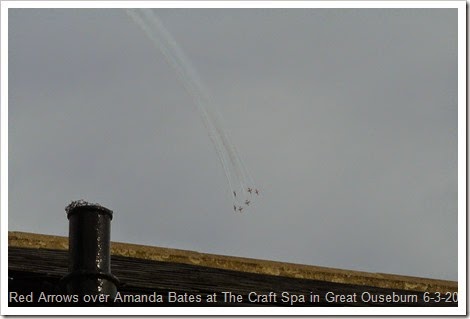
[8,8,457,280]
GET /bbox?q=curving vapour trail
[125,8,258,212]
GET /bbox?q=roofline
[8,231,457,293]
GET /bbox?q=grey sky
[8,8,457,281]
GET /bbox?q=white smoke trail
[126,8,258,210]
[204,102,257,200]
[126,9,237,199]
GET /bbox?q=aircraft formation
[232,187,260,213]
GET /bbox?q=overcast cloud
[8,8,457,280]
